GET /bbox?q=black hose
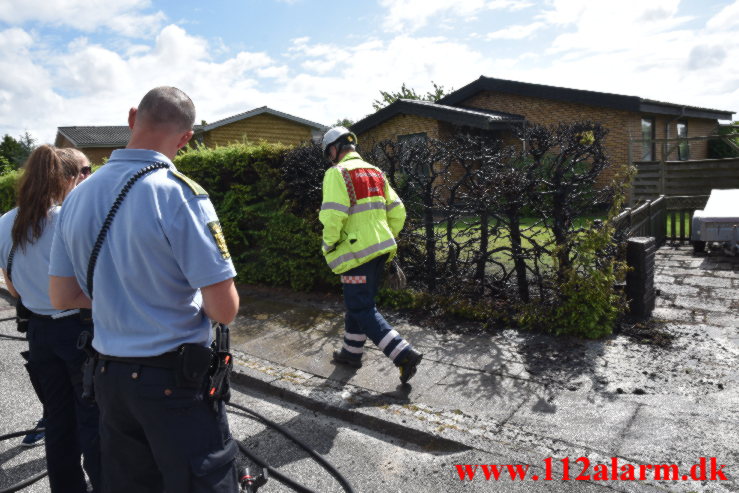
[0,427,48,493]
[0,428,40,442]
[0,317,17,322]
[0,334,25,341]
[227,401,356,493]
[0,470,47,493]
[234,440,317,493]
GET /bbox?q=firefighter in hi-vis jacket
[319,126,423,384]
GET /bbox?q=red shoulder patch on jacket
[349,168,385,200]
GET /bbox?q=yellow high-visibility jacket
[319,152,406,274]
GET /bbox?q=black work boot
[397,349,423,384]
[332,349,362,368]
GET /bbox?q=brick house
[54,126,131,165]
[351,76,734,185]
[195,106,325,147]
[56,107,326,164]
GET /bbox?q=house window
[677,121,689,160]
[398,132,427,144]
[641,118,655,161]
[397,132,430,177]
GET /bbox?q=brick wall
[355,92,720,194]
[81,147,120,165]
[203,113,314,147]
[358,114,441,150]
[464,91,643,185]
[464,91,719,177]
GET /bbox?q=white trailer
[691,189,739,255]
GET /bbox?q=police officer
[49,87,240,492]
[320,126,423,384]
[0,145,100,492]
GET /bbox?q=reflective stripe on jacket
[319,152,406,274]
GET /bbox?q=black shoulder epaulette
[170,170,208,196]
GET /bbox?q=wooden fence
[630,135,739,203]
[614,194,709,245]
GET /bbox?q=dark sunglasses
[80,166,92,176]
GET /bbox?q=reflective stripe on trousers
[340,254,412,364]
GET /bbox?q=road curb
[229,350,471,453]
[0,281,470,452]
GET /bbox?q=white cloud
[379,0,532,32]
[0,28,64,140]
[706,0,739,30]
[277,35,497,123]
[486,21,544,40]
[3,2,739,146]
[0,24,289,141]
[541,0,692,55]
[0,0,165,37]
[686,45,727,71]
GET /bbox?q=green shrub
[708,124,739,158]
[174,142,336,291]
[0,169,20,213]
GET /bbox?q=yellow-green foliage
[516,218,628,338]
[0,169,20,213]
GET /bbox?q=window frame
[640,117,656,161]
[676,120,689,161]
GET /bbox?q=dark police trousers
[340,253,413,364]
[27,316,102,493]
[94,357,238,493]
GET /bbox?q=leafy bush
[174,142,337,291]
[708,124,739,158]
[0,169,20,213]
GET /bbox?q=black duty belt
[99,351,179,369]
[30,309,81,321]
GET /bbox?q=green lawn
[665,213,693,238]
[410,214,606,271]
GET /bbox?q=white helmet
[321,126,358,157]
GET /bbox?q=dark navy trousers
[27,316,101,493]
[94,358,238,493]
[340,254,413,364]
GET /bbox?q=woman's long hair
[11,145,85,250]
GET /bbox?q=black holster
[15,299,32,333]
[207,323,233,411]
[176,344,213,389]
[76,331,98,402]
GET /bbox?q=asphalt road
[1,314,620,493]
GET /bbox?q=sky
[1,0,738,144]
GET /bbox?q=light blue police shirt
[0,207,65,316]
[49,149,236,357]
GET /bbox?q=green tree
[0,131,37,167]
[333,117,355,127]
[0,155,12,175]
[372,81,451,111]
[708,122,739,158]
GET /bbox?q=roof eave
[74,143,127,149]
[638,103,733,121]
[202,107,327,132]
[439,76,733,119]
[55,129,78,147]
[352,99,521,135]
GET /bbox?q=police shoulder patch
[207,221,231,260]
[171,170,208,196]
